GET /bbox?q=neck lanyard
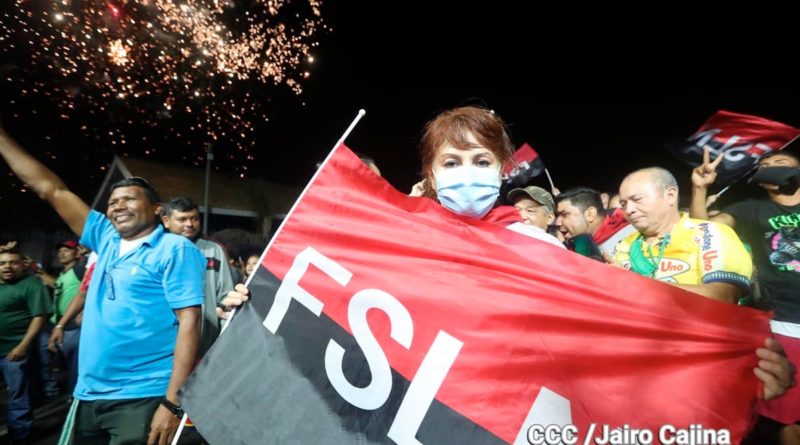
[629,234,671,278]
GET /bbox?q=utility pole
[203,142,213,235]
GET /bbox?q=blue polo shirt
[75,210,205,400]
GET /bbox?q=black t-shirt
[725,199,800,323]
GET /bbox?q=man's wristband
[54,324,64,330]
[160,397,184,418]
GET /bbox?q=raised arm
[689,146,736,227]
[0,127,89,235]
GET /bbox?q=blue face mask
[434,166,501,218]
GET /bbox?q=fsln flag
[181,144,769,445]
[501,143,545,187]
[670,110,800,185]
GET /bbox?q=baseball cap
[58,239,79,249]
[507,186,555,213]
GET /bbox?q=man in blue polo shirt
[0,127,205,445]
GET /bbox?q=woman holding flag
[407,106,563,246]
[218,105,796,440]
[408,106,517,218]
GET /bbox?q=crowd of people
[1,105,799,444]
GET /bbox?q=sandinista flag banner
[670,110,800,186]
[181,144,771,445]
[501,143,545,187]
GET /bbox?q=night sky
[1,2,798,230]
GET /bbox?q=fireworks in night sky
[0,0,328,177]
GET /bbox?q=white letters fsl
[262,247,463,445]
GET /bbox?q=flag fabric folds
[669,110,800,185]
[501,143,545,187]
[181,144,769,445]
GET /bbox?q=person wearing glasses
[0,127,206,445]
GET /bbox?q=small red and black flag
[501,143,545,187]
[669,110,800,185]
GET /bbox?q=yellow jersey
[613,213,752,290]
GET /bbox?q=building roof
[92,156,301,217]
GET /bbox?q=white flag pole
[709,134,800,202]
[713,185,731,200]
[544,168,556,192]
[172,109,367,445]
[170,414,189,445]
[221,107,366,332]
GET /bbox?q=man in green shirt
[0,246,52,441]
[52,240,83,322]
[43,239,86,396]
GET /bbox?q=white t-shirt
[598,224,637,256]
[505,222,566,249]
[119,237,147,257]
[86,252,99,268]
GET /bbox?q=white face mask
[434,165,501,218]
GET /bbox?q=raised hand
[691,145,724,189]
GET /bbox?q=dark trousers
[0,356,33,439]
[35,322,60,397]
[58,327,80,395]
[74,397,161,445]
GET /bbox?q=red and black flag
[669,110,800,185]
[501,143,545,187]
[181,145,770,445]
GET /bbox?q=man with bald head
[611,167,753,303]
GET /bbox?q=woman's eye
[476,158,492,167]
[442,160,458,168]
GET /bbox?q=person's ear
[584,206,598,223]
[424,175,436,197]
[665,187,679,206]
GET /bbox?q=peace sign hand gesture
[692,145,724,189]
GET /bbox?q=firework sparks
[108,39,129,65]
[1,0,328,174]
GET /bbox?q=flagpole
[172,109,368,445]
[713,185,731,199]
[711,134,800,201]
[712,161,763,201]
[170,414,189,445]
[221,108,367,333]
[334,109,367,150]
[544,168,556,192]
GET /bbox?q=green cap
[507,186,555,213]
